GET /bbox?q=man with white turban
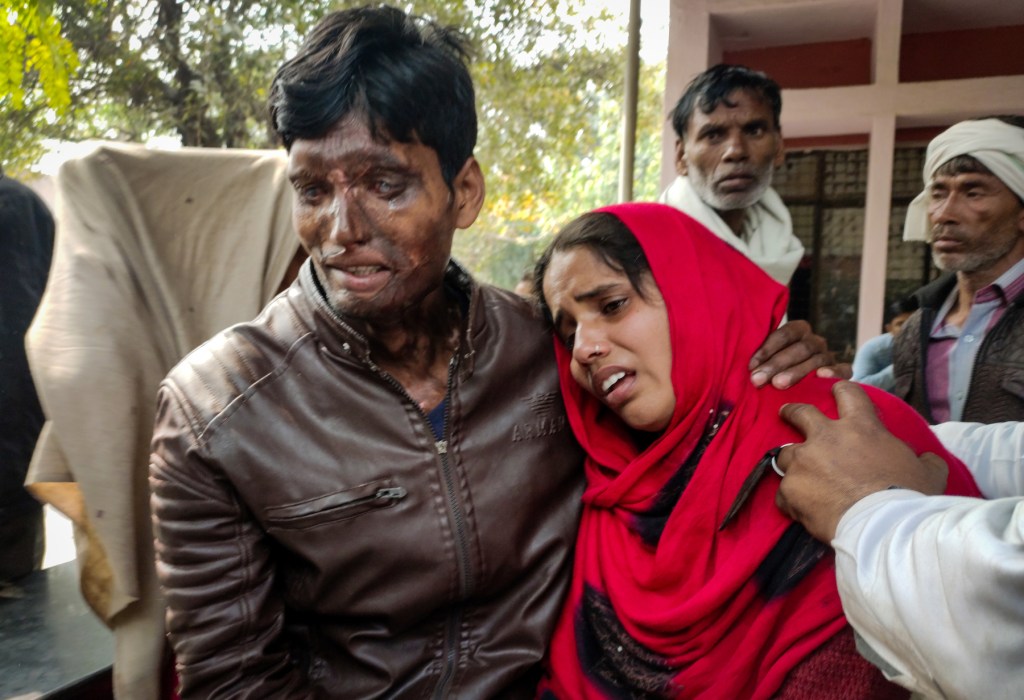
[892,116,1024,424]
[771,118,1024,698]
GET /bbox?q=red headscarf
[539,203,980,699]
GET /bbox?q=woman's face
[543,246,675,432]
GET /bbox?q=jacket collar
[296,258,480,377]
[914,269,1024,312]
[914,272,958,310]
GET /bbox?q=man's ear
[452,156,485,229]
[773,132,785,168]
[674,139,688,176]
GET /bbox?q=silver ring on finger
[771,443,796,477]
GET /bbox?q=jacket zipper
[432,353,470,699]
[311,279,474,695]
[362,352,471,699]
[293,487,407,520]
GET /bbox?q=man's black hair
[888,295,919,319]
[669,64,782,138]
[268,5,477,186]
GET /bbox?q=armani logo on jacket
[513,392,567,441]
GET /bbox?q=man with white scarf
[891,116,1024,424]
[659,64,804,286]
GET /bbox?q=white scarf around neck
[658,175,804,285]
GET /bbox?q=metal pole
[618,0,641,202]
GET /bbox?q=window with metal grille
[774,147,935,361]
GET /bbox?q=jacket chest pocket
[264,478,407,531]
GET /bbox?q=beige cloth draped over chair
[25,143,300,698]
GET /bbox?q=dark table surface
[0,562,113,699]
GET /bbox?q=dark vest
[892,272,1024,424]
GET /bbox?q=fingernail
[773,373,792,389]
[751,371,768,387]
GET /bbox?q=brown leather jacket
[150,261,584,698]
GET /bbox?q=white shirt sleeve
[930,421,1024,499]
[833,489,1024,698]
